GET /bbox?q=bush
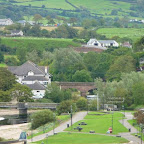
[76,97,87,110]
[31,109,54,129]
[89,100,97,111]
[57,100,77,115]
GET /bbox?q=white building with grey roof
[0,18,13,26]
[8,61,51,99]
[87,38,119,48]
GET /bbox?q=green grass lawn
[65,112,128,135]
[32,132,129,144]
[97,28,144,41]
[0,63,7,67]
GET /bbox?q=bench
[89,130,95,133]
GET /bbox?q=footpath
[27,111,87,143]
[119,112,143,144]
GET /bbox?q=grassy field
[69,0,131,15]
[15,0,74,10]
[8,0,138,19]
[0,37,80,52]
[97,28,144,41]
[65,112,128,135]
[32,132,129,144]
[0,63,7,67]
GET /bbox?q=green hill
[0,0,143,19]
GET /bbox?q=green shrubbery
[31,109,54,129]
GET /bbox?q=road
[27,111,87,143]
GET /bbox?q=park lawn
[0,63,7,67]
[65,112,128,134]
[27,115,70,139]
[32,132,129,144]
[97,28,144,41]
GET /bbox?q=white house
[8,61,51,98]
[10,30,24,36]
[0,18,13,26]
[87,38,119,47]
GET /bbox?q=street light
[71,105,73,131]
[140,123,143,144]
[31,119,33,142]
[53,113,55,135]
[46,134,48,144]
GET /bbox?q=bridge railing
[26,103,59,109]
[0,102,17,108]
[0,102,59,109]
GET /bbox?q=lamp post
[112,111,114,133]
[53,113,55,135]
[31,119,33,142]
[71,105,73,131]
[140,123,143,144]
[87,99,89,114]
[46,134,48,144]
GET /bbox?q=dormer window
[28,71,34,76]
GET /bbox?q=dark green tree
[0,68,16,91]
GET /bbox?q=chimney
[45,66,48,74]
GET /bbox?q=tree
[33,14,43,23]
[50,49,85,81]
[57,100,76,115]
[134,36,144,52]
[134,110,144,124]
[0,68,16,91]
[106,55,136,81]
[5,57,18,66]
[31,110,54,129]
[76,97,87,110]
[84,52,114,79]
[132,82,144,105]
[44,82,64,103]
[26,50,40,64]
[0,90,11,102]
[16,48,26,64]
[72,70,92,82]
[10,83,33,102]
[0,51,4,63]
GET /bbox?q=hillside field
[0,37,80,52]
[97,28,144,41]
[2,0,140,19]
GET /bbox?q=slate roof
[8,61,49,76]
[23,76,49,81]
[98,40,116,44]
[25,81,46,90]
[0,19,11,22]
[11,30,22,33]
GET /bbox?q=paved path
[119,112,143,144]
[27,111,87,143]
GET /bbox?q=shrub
[76,97,87,110]
[31,109,54,129]
[57,100,77,115]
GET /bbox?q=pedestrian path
[27,111,87,143]
[119,112,143,144]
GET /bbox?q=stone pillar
[18,103,28,120]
